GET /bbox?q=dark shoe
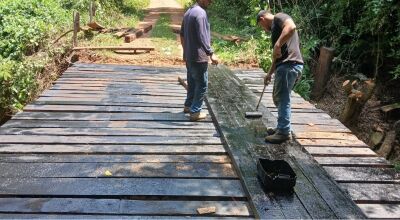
[265,132,291,144]
[266,127,277,136]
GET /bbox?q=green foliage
[151,14,179,56]
[208,15,258,65]
[151,15,176,40]
[177,0,194,9]
[0,0,148,115]
[0,57,45,111]
[395,162,400,171]
[0,0,69,60]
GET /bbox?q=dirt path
[79,0,185,67]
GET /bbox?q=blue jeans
[273,63,303,135]
[184,62,208,113]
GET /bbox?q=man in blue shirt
[180,0,219,121]
[257,10,304,144]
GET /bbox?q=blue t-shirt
[180,4,213,63]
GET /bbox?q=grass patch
[177,0,193,8]
[151,14,180,57]
[209,15,258,66]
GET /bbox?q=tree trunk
[340,79,376,125]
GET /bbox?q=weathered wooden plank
[2,120,216,129]
[0,154,230,163]
[23,105,190,113]
[340,183,400,202]
[58,76,179,81]
[33,100,184,107]
[357,204,400,219]
[271,108,325,113]
[36,97,186,104]
[305,147,377,157]
[0,198,251,216]
[13,112,212,122]
[315,156,392,168]
[0,178,246,197]
[55,79,179,85]
[324,167,400,183]
[0,214,247,219]
[292,124,351,133]
[49,87,186,93]
[298,138,368,147]
[0,128,219,137]
[39,94,187,100]
[295,132,360,140]
[0,162,236,178]
[291,118,344,126]
[51,84,184,90]
[0,144,226,154]
[0,135,221,145]
[42,90,187,97]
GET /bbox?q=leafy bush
[0,0,149,118]
[0,0,69,60]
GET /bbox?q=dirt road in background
[78,0,185,67]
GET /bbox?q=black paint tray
[257,158,297,192]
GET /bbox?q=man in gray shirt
[180,0,219,121]
[257,10,304,144]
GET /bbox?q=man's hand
[273,44,282,59]
[211,54,219,65]
[264,73,272,85]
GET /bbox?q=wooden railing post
[311,46,335,100]
[72,12,80,48]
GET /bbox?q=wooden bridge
[0,63,398,218]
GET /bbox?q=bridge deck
[0,63,252,218]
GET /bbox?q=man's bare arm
[273,19,297,59]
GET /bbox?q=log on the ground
[340,79,376,125]
[124,25,152,43]
[73,46,154,51]
[87,21,105,30]
[376,120,400,158]
[381,102,400,119]
[172,27,247,43]
[211,32,248,44]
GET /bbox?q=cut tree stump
[340,79,376,125]
[311,47,335,100]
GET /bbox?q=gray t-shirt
[180,4,213,63]
[271,13,303,66]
